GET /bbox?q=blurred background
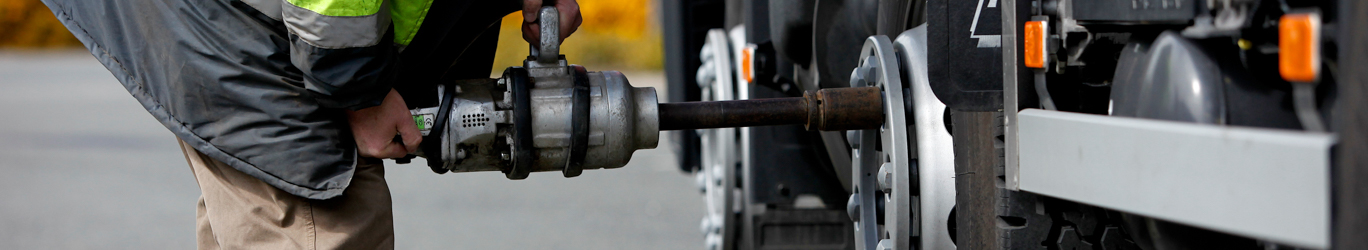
[0,0,696,249]
[0,0,81,48]
[0,0,665,70]
[492,0,664,74]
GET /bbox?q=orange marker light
[1279,12,1321,83]
[741,46,755,83]
[1024,20,1048,69]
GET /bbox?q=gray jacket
[43,0,414,199]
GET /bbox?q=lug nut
[695,172,708,193]
[850,67,867,87]
[862,66,881,85]
[876,239,893,250]
[878,162,893,192]
[699,217,711,235]
[697,61,716,87]
[846,130,861,149]
[712,164,725,186]
[704,234,722,250]
[847,193,861,222]
[699,42,714,61]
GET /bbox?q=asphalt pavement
[0,51,703,249]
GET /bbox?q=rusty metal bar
[658,98,808,130]
[658,87,884,131]
[806,86,885,131]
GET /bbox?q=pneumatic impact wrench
[398,6,887,180]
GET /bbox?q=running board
[1016,109,1333,249]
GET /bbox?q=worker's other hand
[522,0,582,47]
[346,89,422,159]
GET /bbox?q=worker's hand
[522,0,582,47]
[345,89,422,159]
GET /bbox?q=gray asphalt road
[0,51,703,249]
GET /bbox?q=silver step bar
[1015,109,1334,248]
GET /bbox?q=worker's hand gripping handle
[532,6,560,64]
[398,2,660,178]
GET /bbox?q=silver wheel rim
[848,35,913,250]
[695,28,739,250]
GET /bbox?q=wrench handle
[531,6,560,64]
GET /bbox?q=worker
[40,0,581,248]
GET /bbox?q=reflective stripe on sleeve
[283,0,390,49]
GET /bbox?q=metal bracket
[1002,0,1022,191]
[505,68,534,180]
[562,68,590,177]
[424,84,459,174]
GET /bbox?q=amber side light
[1279,12,1321,83]
[741,47,755,83]
[1024,20,1047,69]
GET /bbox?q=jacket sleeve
[282,0,399,110]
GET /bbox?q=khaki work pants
[179,140,395,250]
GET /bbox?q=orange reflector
[741,46,755,83]
[1279,12,1321,83]
[1024,20,1047,69]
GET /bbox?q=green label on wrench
[413,115,427,130]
